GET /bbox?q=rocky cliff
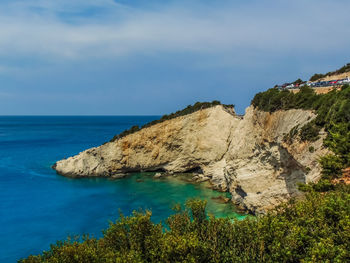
[54,105,328,214]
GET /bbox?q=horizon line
[0,114,162,117]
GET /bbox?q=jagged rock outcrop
[54,105,328,214]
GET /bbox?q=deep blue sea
[0,116,244,262]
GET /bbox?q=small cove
[0,116,246,262]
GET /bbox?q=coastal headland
[54,103,327,214]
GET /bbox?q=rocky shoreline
[54,105,327,214]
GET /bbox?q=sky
[0,0,349,115]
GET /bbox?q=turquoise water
[0,116,245,262]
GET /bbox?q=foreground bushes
[252,85,350,180]
[20,186,350,263]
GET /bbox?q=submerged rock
[54,105,327,214]
[154,173,163,179]
[153,173,165,178]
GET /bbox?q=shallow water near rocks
[0,116,245,262]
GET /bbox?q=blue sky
[0,0,349,115]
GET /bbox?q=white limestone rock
[54,105,328,214]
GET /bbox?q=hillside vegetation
[252,84,350,181]
[20,185,350,263]
[309,63,350,81]
[110,101,234,142]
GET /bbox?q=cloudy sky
[0,0,349,115]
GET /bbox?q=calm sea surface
[0,116,245,262]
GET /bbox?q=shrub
[299,121,320,142]
[319,154,344,179]
[293,78,304,85]
[20,187,350,262]
[309,73,325,81]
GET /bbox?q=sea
[0,116,245,262]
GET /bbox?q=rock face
[54,105,328,214]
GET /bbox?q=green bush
[293,78,304,85]
[335,63,350,74]
[299,180,335,192]
[20,187,350,263]
[309,73,325,81]
[308,146,315,153]
[251,86,318,112]
[299,121,320,142]
[319,154,345,179]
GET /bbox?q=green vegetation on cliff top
[110,101,234,142]
[252,84,350,181]
[309,63,350,81]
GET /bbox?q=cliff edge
[54,105,327,214]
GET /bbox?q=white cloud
[0,0,349,62]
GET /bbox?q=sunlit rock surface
[54,105,327,214]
